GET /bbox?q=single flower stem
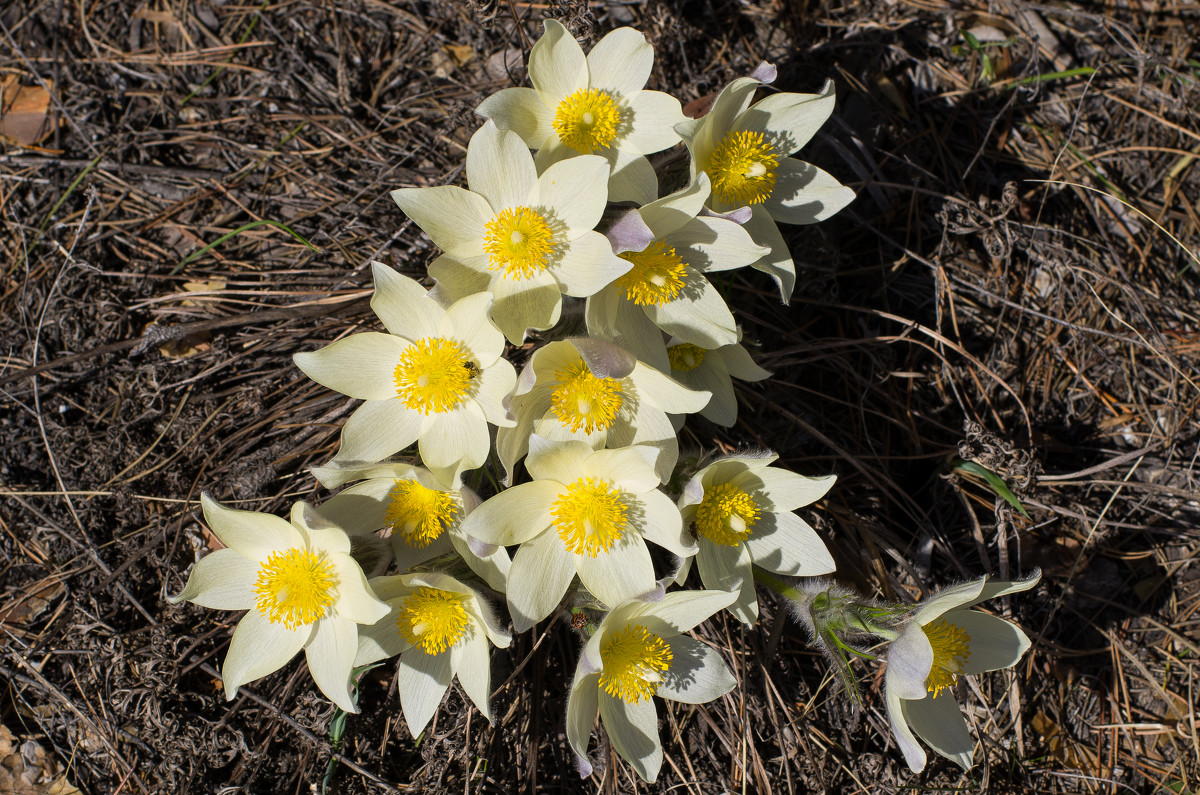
[752,567,808,606]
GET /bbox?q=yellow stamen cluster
[254,548,337,629]
[922,617,972,697]
[384,479,460,548]
[397,587,471,655]
[550,361,624,434]
[393,337,473,414]
[483,206,556,279]
[617,242,687,306]
[551,477,629,556]
[553,87,622,153]
[693,482,760,547]
[708,130,779,207]
[599,624,673,704]
[667,343,706,372]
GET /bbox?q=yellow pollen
[922,618,972,697]
[397,587,471,655]
[384,479,460,548]
[551,477,628,557]
[708,130,779,207]
[617,241,688,306]
[598,624,673,704]
[483,206,556,279]
[550,361,624,434]
[393,337,473,414]
[553,87,622,153]
[253,548,337,629]
[693,482,760,547]
[667,343,706,372]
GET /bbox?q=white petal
[669,215,768,273]
[294,333,407,400]
[628,363,710,414]
[765,157,855,225]
[397,647,453,737]
[734,80,836,155]
[622,588,738,637]
[419,407,490,484]
[553,232,630,298]
[972,571,1041,604]
[221,609,308,699]
[697,539,756,624]
[952,611,1032,675]
[657,636,736,703]
[589,295,670,372]
[743,511,835,577]
[638,174,711,239]
[677,76,760,166]
[442,292,504,365]
[201,493,300,560]
[491,269,563,345]
[390,186,489,258]
[314,478,395,535]
[914,578,987,625]
[566,670,600,777]
[633,490,694,558]
[527,436,592,481]
[904,692,974,770]
[475,87,554,148]
[508,529,576,632]
[717,344,771,381]
[335,399,422,464]
[678,354,737,427]
[169,548,257,609]
[644,268,738,349]
[460,481,558,545]
[354,601,409,666]
[329,553,389,624]
[472,359,518,427]
[886,681,927,772]
[586,27,651,96]
[529,19,587,107]
[578,444,659,492]
[428,254,493,305]
[392,533,452,574]
[575,534,656,609]
[619,90,684,155]
[450,630,493,721]
[740,205,795,302]
[886,625,934,700]
[534,155,610,237]
[598,693,661,782]
[305,616,360,712]
[607,150,658,205]
[370,262,443,339]
[467,121,538,211]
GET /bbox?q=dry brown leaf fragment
[0,75,55,146]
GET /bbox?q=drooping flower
[586,173,769,371]
[566,588,738,781]
[168,495,390,713]
[391,120,629,345]
[664,336,770,427]
[293,262,516,485]
[312,461,509,593]
[496,337,710,484]
[477,19,685,205]
[885,573,1041,772]
[676,452,836,623]
[355,572,510,737]
[461,437,696,632]
[675,66,855,301]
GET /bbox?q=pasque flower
[885,572,1040,771]
[293,263,515,485]
[567,588,738,782]
[168,495,389,712]
[664,337,770,427]
[477,19,685,205]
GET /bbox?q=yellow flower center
[617,241,687,306]
[668,343,706,372]
[393,337,473,414]
[253,548,337,629]
[693,482,760,547]
[553,87,622,154]
[598,624,673,704]
[551,476,628,556]
[922,617,972,697]
[384,479,460,548]
[397,587,471,655]
[550,360,624,434]
[709,130,779,207]
[483,206,556,279]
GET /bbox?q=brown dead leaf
[0,580,65,627]
[0,725,82,795]
[444,44,475,68]
[0,75,55,146]
[1031,711,1111,777]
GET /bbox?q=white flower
[477,19,685,205]
[293,262,516,485]
[391,120,629,345]
[676,452,835,623]
[168,495,390,712]
[885,573,1041,772]
[496,337,710,484]
[461,437,696,632]
[675,67,855,301]
[312,461,510,594]
[355,572,510,737]
[586,173,769,371]
[665,336,770,427]
[567,588,738,782]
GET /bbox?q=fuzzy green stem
[752,567,808,606]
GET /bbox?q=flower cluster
[167,18,1040,783]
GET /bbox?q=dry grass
[1,0,1199,792]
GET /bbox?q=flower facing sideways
[168,495,390,713]
[355,572,510,737]
[665,337,770,427]
[567,588,738,782]
[885,572,1041,772]
[477,19,685,205]
[293,263,515,485]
